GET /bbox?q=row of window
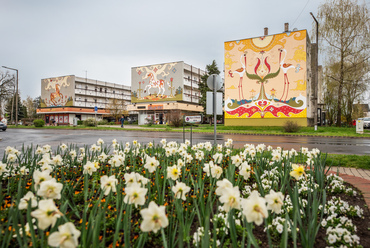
[75,85,130,95]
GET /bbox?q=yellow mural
[224,30,307,119]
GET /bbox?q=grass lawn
[325,154,370,170]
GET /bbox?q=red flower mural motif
[227,104,304,118]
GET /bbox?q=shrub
[282,120,301,133]
[166,110,183,127]
[83,118,97,127]
[97,120,108,125]
[77,120,83,125]
[33,119,45,127]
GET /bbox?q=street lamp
[2,66,19,126]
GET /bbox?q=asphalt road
[0,128,370,155]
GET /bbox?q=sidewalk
[327,167,370,209]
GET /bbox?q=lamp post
[2,66,18,126]
[310,12,319,128]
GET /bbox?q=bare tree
[106,99,127,122]
[318,0,370,126]
[0,71,15,118]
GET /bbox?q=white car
[363,117,370,129]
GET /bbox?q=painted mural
[131,62,183,103]
[40,76,74,107]
[224,30,307,119]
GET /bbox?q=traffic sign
[184,115,202,124]
[94,106,98,112]
[207,74,223,90]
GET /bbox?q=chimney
[264,27,268,36]
[284,23,289,32]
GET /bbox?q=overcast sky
[1,0,325,100]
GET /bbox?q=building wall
[131,62,184,103]
[40,75,75,107]
[224,30,309,126]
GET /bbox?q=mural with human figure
[131,62,183,103]
[40,76,74,107]
[224,30,308,119]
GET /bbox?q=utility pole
[310,12,319,128]
[2,66,18,126]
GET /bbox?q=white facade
[74,76,131,109]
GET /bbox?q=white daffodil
[43,144,52,153]
[69,150,77,159]
[13,219,37,237]
[7,154,17,163]
[231,155,242,167]
[265,190,284,214]
[41,164,53,172]
[51,155,63,166]
[219,186,241,212]
[98,152,108,162]
[167,165,181,181]
[33,170,52,185]
[124,172,137,186]
[5,146,15,155]
[241,190,268,226]
[0,162,9,176]
[144,156,159,173]
[212,153,223,164]
[83,161,98,175]
[37,178,63,199]
[160,139,167,147]
[60,143,68,151]
[97,138,104,146]
[140,201,168,233]
[177,159,185,168]
[100,175,118,195]
[19,166,29,175]
[48,222,81,248]
[31,199,62,230]
[215,178,233,196]
[239,162,252,181]
[35,147,44,155]
[203,160,214,176]
[124,182,148,208]
[19,191,38,210]
[172,181,191,201]
[211,165,223,179]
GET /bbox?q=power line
[292,0,312,27]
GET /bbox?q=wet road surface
[0,129,369,155]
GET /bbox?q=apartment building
[37,75,131,125]
[128,61,205,125]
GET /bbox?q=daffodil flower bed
[0,139,369,248]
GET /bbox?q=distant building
[224,24,321,126]
[37,75,131,125]
[128,61,205,125]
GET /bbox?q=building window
[105,88,107,93]
[100,88,102,92]
[85,86,88,90]
[113,90,115,94]
[94,99,97,103]
[85,99,87,102]
[95,88,97,91]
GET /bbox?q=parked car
[0,121,7,131]
[363,117,370,129]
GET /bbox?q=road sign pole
[190,124,193,147]
[213,75,217,145]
